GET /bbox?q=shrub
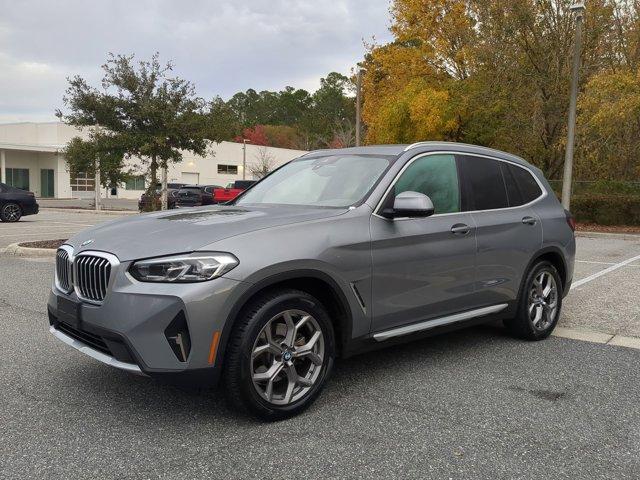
[570,194,640,225]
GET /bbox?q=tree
[361,0,620,179]
[235,125,270,146]
[57,53,224,210]
[248,147,275,179]
[223,72,356,150]
[62,134,131,190]
[577,68,640,180]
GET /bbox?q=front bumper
[23,203,39,216]
[49,325,145,374]
[48,261,247,384]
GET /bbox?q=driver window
[393,154,460,214]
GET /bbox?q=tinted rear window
[500,163,523,207]
[459,156,508,210]
[180,187,201,193]
[508,164,542,204]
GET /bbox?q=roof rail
[403,141,433,152]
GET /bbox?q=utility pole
[561,2,585,210]
[94,159,101,211]
[242,139,250,180]
[161,163,168,210]
[355,68,363,147]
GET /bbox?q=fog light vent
[164,311,191,362]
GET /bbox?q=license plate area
[57,296,81,328]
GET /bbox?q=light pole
[94,159,101,211]
[561,2,585,210]
[242,139,250,180]
[355,67,365,147]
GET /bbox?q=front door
[40,169,54,198]
[370,153,478,333]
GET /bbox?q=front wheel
[223,289,335,420]
[504,261,563,340]
[0,203,22,222]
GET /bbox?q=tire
[504,260,563,341]
[223,288,336,421]
[0,203,22,222]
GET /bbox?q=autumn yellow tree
[362,0,625,180]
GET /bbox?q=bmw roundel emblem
[80,239,94,247]
[283,351,293,362]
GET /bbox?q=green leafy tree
[57,53,225,210]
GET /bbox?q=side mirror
[383,191,435,219]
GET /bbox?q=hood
[66,205,348,261]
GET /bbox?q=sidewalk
[38,198,138,211]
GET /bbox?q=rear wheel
[223,289,335,420]
[0,203,22,222]
[504,261,562,340]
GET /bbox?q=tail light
[564,209,576,232]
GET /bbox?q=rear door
[458,154,543,305]
[370,153,478,333]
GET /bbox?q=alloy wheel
[3,204,21,221]
[528,270,558,331]
[251,309,325,406]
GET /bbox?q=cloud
[0,0,392,122]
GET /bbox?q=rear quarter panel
[531,178,576,290]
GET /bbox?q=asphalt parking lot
[1,211,639,479]
[0,209,130,249]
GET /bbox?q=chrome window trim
[73,250,120,305]
[54,244,75,294]
[372,150,547,220]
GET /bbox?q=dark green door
[40,169,54,198]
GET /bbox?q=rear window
[180,187,201,193]
[508,164,543,204]
[459,156,509,210]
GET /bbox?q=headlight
[129,252,238,283]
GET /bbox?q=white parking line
[576,260,616,265]
[572,253,640,289]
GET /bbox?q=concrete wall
[0,122,90,146]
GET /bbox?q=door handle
[522,216,537,225]
[451,223,471,235]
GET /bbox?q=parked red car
[213,180,256,204]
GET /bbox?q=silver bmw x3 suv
[48,142,575,419]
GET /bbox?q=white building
[0,122,307,199]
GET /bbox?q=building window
[218,164,238,175]
[70,172,95,192]
[125,175,146,190]
[6,168,30,191]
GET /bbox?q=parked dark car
[213,180,257,203]
[0,182,39,222]
[138,183,186,211]
[176,185,221,208]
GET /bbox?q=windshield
[236,154,392,207]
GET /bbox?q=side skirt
[372,304,509,342]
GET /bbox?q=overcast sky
[0,0,392,123]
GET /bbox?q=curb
[552,326,640,351]
[2,242,57,258]
[40,208,137,216]
[576,231,640,240]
